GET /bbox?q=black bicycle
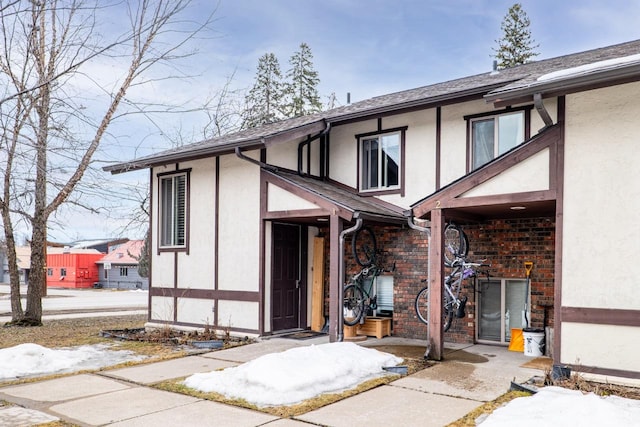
[343,227,394,325]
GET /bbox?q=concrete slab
[102,355,237,384]
[297,384,481,427]
[0,405,59,427]
[107,399,278,427]
[0,374,130,402]
[49,386,199,426]
[262,418,313,426]
[393,343,540,401]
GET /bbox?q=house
[46,248,103,288]
[0,246,31,285]
[95,240,149,290]
[105,40,640,384]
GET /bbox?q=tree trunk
[2,217,25,322]
[24,222,46,325]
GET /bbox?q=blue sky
[50,0,640,241]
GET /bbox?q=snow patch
[537,54,640,82]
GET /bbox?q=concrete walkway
[0,337,544,426]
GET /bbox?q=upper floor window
[469,110,527,170]
[358,127,405,193]
[159,171,189,249]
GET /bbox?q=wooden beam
[311,236,326,331]
[428,209,444,360]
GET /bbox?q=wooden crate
[357,317,392,339]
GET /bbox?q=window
[120,267,128,277]
[477,278,528,344]
[358,129,404,192]
[470,111,525,170]
[159,172,188,248]
[47,268,53,276]
[60,268,67,277]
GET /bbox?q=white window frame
[470,110,525,170]
[359,131,402,192]
[159,172,188,250]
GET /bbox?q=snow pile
[0,343,145,380]
[537,53,640,82]
[183,342,402,406]
[480,386,640,426]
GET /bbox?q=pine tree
[242,53,285,128]
[493,3,539,69]
[284,43,322,117]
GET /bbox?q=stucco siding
[329,119,376,187]
[150,296,174,323]
[561,323,640,376]
[218,300,259,330]
[267,183,319,211]
[563,82,640,309]
[177,158,216,289]
[461,148,550,197]
[217,155,261,292]
[177,298,216,325]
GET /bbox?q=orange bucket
[508,328,524,352]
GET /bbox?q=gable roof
[96,240,144,265]
[105,39,640,174]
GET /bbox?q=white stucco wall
[562,82,640,309]
[176,297,216,325]
[218,154,261,292]
[267,183,319,211]
[329,119,376,187]
[150,296,174,322]
[267,136,320,174]
[461,148,550,197]
[218,300,259,330]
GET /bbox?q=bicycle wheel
[414,284,454,330]
[443,223,468,267]
[352,227,377,267]
[443,293,454,332]
[343,284,365,326]
[415,286,429,324]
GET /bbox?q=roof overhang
[486,62,640,107]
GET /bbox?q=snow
[479,386,640,427]
[183,342,402,407]
[537,53,640,82]
[0,343,145,380]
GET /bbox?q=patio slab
[102,355,237,384]
[0,374,130,402]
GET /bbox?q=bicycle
[343,227,394,326]
[415,223,488,331]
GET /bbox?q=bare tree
[0,0,214,325]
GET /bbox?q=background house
[46,248,103,288]
[0,246,31,285]
[95,240,149,290]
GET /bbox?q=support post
[428,209,444,360]
[328,214,343,342]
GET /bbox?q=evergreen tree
[493,3,539,69]
[284,43,322,117]
[242,53,285,128]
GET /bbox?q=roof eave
[485,63,640,106]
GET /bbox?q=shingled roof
[105,39,640,174]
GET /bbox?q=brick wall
[317,216,555,344]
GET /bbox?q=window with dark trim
[357,127,405,193]
[467,108,530,171]
[120,267,128,277]
[47,268,53,276]
[60,268,67,277]
[159,171,188,249]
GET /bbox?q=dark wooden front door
[272,223,301,331]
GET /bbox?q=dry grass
[445,390,532,426]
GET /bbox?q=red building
[46,248,104,288]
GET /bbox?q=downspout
[534,93,554,131]
[337,216,363,342]
[407,215,432,357]
[297,122,331,176]
[235,141,279,172]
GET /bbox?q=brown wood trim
[444,190,556,209]
[354,125,409,140]
[258,182,267,335]
[173,252,178,321]
[262,120,326,147]
[263,209,330,220]
[150,287,260,302]
[414,125,561,218]
[400,126,406,198]
[553,96,566,364]
[262,171,354,221]
[569,364,640,380]
[428,209,444,360]
[561,307,640,327]
[435,107,441,190]
[148,168,154,322]
[156,167,191,254]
